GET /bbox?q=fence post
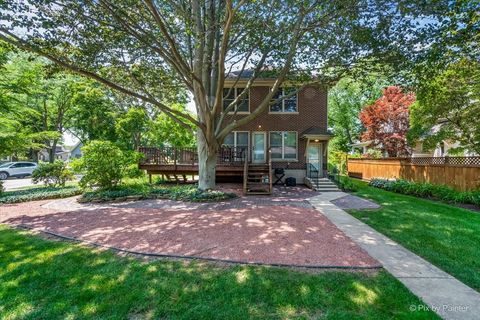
[174,147,177,170]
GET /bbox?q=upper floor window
[270,87,297,113]
[223,88,249,113]
[269,131,298,160]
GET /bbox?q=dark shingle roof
[301,126,333,136]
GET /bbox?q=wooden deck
[138,146,273,194]
[138,146,246,177]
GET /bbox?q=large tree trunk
[49,139,58,163]
[197,129,217,190]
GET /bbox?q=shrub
[0,180,4,194]
[79,183,237,203]
[363,149,383,159]
[368,178,480,206]
[32,161,75,187]
[0,186,82,204]
[337,176,357,192]
[71,141,141,190]
[125,163,145,179]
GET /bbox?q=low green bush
[79,184,237,203]
[368,178,480,206]
[32,161,75,187]
[71,140,142,190]
[0,186,82,204]
[337,176,357,192]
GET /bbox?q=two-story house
[222,75,332,184]
[139,73,332,194]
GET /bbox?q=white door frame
[307,142,323,178]
[252,131,266,163]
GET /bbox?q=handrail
[308,163,319,180]
[268,148,272,194]
[138,146,247,166]
[243,149,249,194]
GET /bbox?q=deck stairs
[243,150,273,195]
[306,177,341,192]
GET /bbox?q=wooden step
[247,182,269,186]
[247,172,268,176]
[246,191,271,195]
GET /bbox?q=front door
[307,143,322,178]
[252,132,266,163]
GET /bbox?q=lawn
[0,226,437,319]
[348,179,480,292]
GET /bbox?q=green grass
[348,179,480,292]
[0,225,437,319]
[0,185,82,204]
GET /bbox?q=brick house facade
[222,80,332,182]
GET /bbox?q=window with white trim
[223,131,249,150]
[223,131,249,161]
[270,87,297,113]
[223,88,249,113]
[269,131,297,160]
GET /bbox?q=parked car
[0,162,38,180]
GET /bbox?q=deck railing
[138,146,247,166]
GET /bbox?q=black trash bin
[285,177,296,187]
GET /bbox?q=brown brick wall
[224,85,328,169]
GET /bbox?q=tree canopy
[0,44,195,159]
[0,0,462,188]
[360,86,415,157]
[328,77,387,153]
[409,58,480,155]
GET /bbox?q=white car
[0,162,38,180]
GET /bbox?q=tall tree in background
[0,49,65,160]
[66,80,119,143]
[360,86,415,157]
[0,0,449,189]
[409,58,480,155]
[328,77,387,153]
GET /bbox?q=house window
[269,131,297,160]
[223,131,249,161]
[224,131,249,150]
[223,88,249,113]
[270,87,298,113]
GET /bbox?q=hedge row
[79,184,237,203]
[369,179,480,206]
[0,186,82,204]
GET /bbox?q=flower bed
[0,186,82,204]
[79,184,237,203]
[369,178,480,206]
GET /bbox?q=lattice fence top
[349,156,480,167]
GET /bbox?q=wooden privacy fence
[347,157,480,191]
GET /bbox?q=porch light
[258,125,262,129]
[314,139,319,142]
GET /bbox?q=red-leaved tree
[360,86,415,157]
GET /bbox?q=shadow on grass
[0,226,438,319]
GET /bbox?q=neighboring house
[39,145,71,162]
[69,141,83,159]
[349,141,373,155]
[412,122,478,157]
[139,72,333,192]
[0,156,12,164]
